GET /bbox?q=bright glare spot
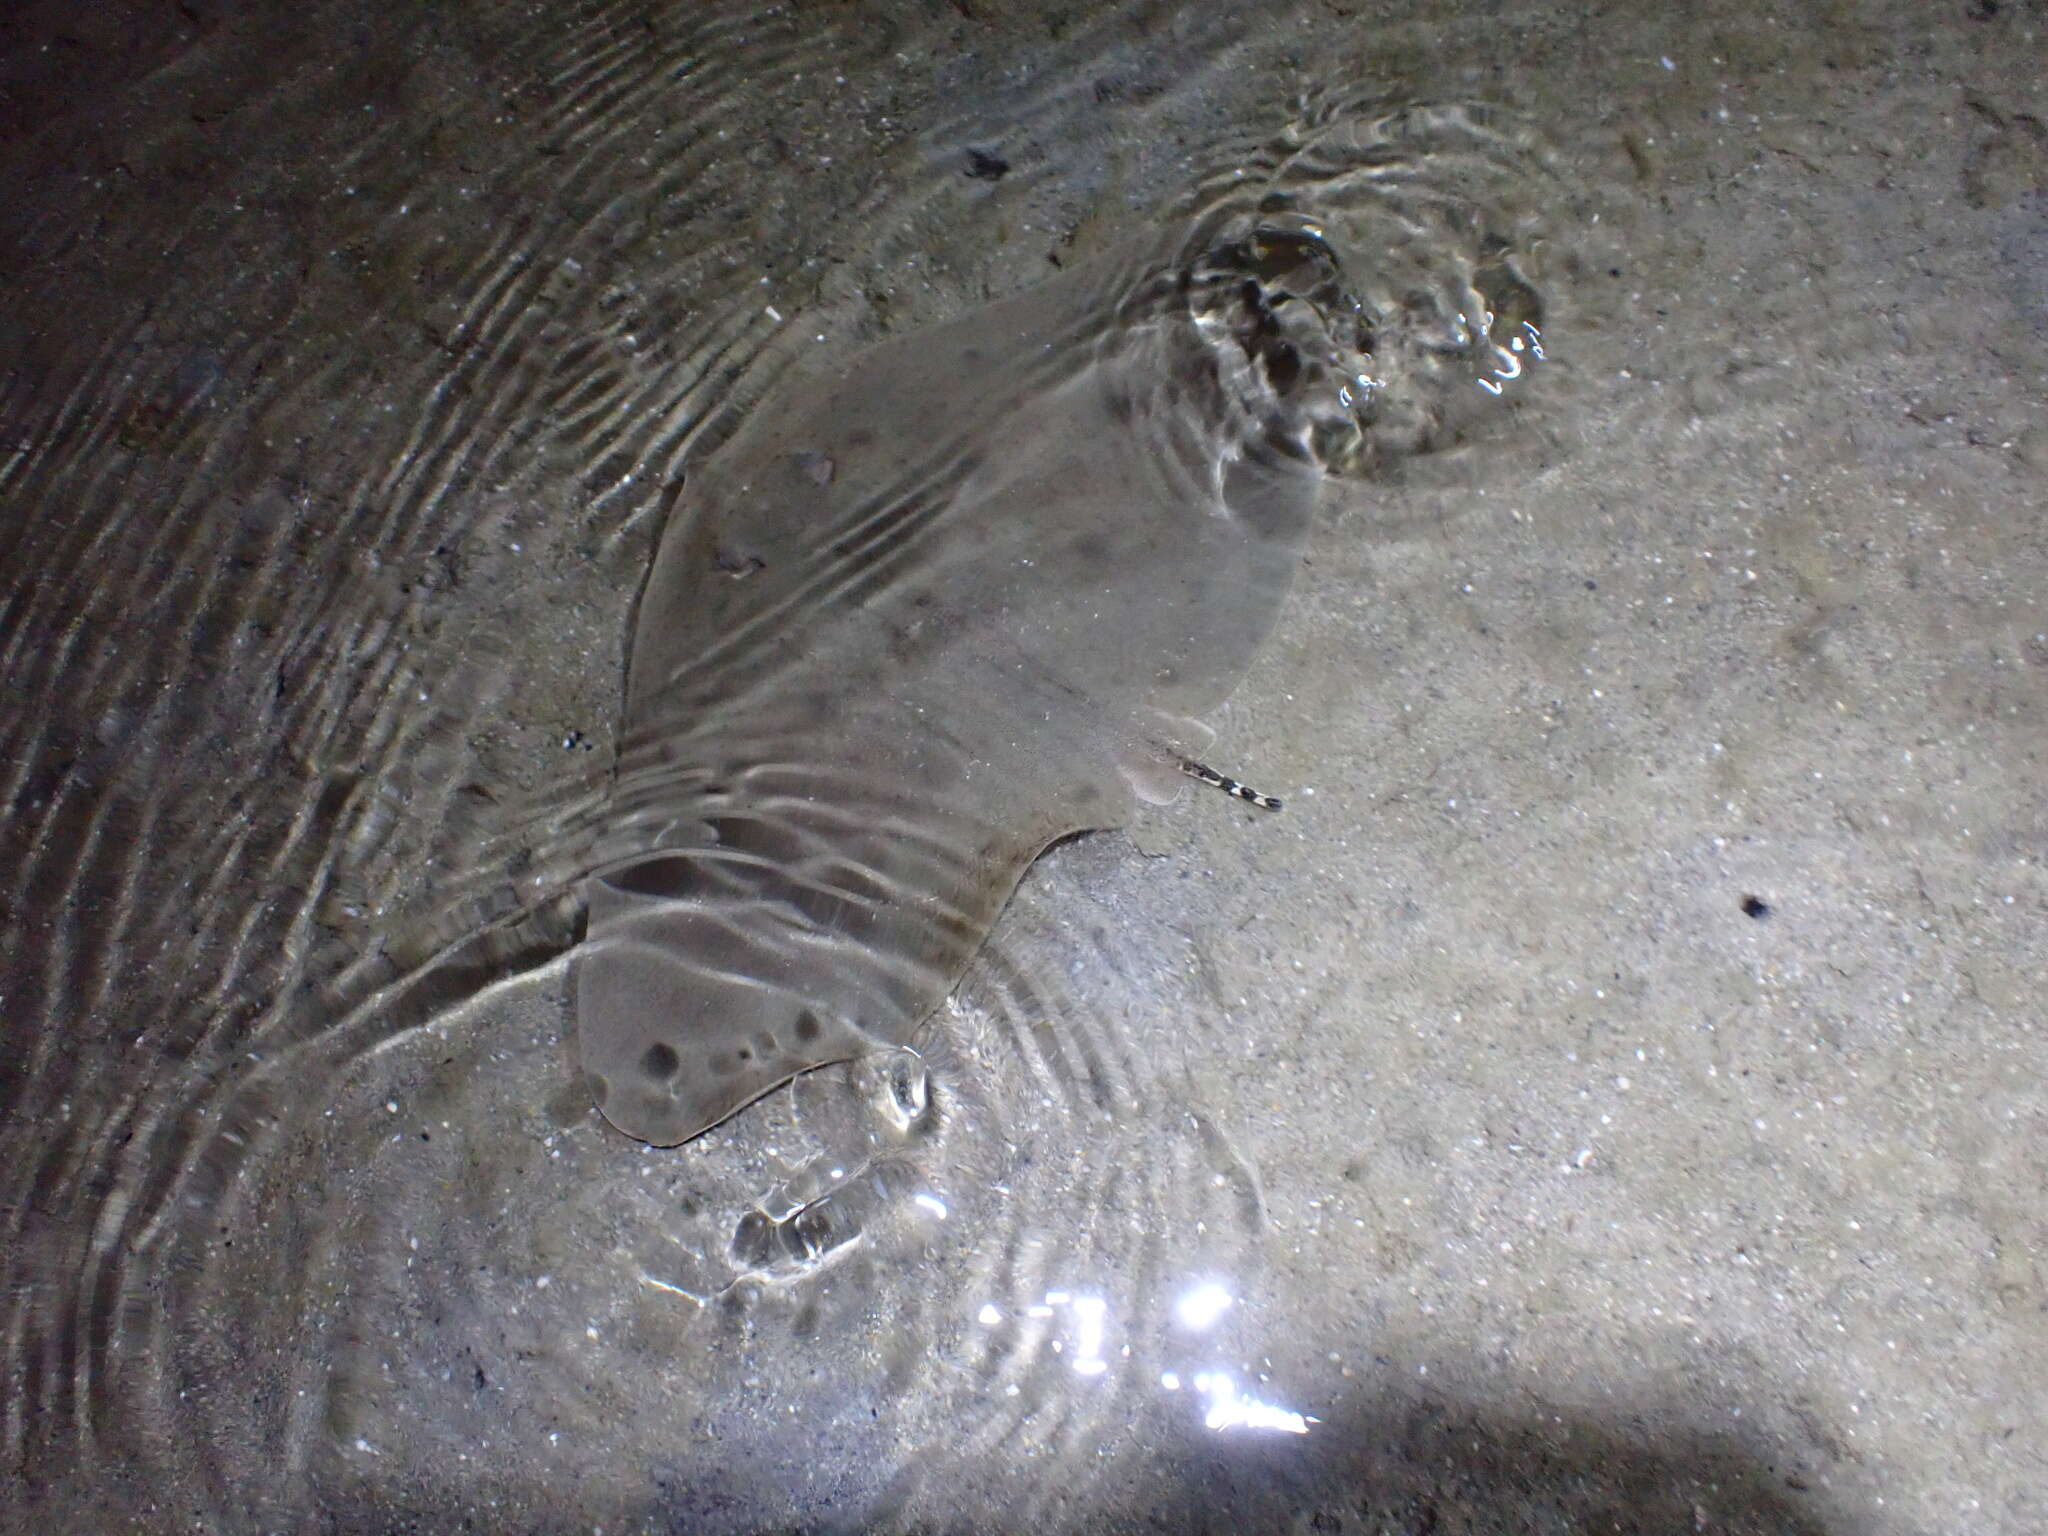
[913,1193,949,1219]
[1070,1295,1108,1377]
[1161,1371,1182,1391]
[1194,1372,1314,1435]
[1175,1281,1234,1331]
[638,1274,705,1306]
[977,1303,1002,1327]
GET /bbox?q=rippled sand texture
[3,1,2045,1533]
[580,100,1548,1146]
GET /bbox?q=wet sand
[1,2,2041,1531]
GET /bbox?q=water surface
[3,3,2042,1533]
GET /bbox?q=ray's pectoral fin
[575,871,872,1147]
[1116,748,1197,807]
[1115,713,1219,807]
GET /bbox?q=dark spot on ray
[794,1011,823,1043]
[1742,894,1772,919]
[640,1041,681,1080]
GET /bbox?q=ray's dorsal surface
[577,101,1550,1145]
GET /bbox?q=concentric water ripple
[102,847,1265,1528]
[2,1,1548,1527]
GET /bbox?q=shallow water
[3,2,2044,1533]
[580,97,1549,1148]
